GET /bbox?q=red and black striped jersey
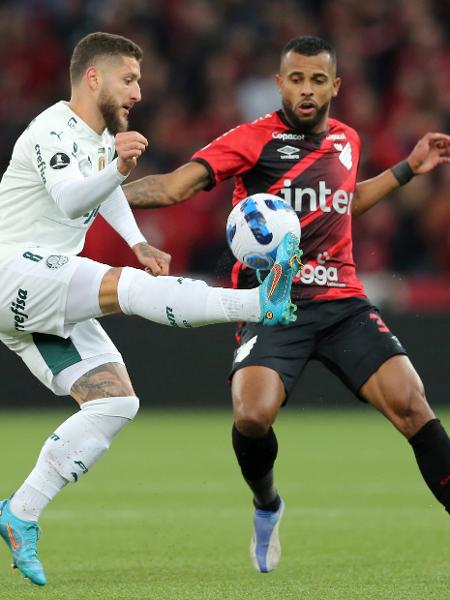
[191,110,366,302]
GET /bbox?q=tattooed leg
[70,362,135,405]
[9,362,139,522]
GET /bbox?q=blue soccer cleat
[250,499,285,573]
[259,232,302,326]
[0,499,47,586]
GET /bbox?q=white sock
[9,396,139,522]
[8,484,53,522]
[117,268,261,327]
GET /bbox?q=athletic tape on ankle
[81,396,140,420]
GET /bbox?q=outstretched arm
[123,161,211,208]
[352,132,450,217]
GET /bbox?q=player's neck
[68,95,106,136]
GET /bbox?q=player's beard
[282,98,329,133]
[98,93,128,135]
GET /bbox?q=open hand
[407,132,450,175]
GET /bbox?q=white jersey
[0,101,115,262]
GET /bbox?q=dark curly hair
[281,36,336,67]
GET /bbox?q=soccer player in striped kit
[124,36,450,572]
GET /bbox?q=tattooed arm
[123,161,211,208]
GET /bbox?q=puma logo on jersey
[50,130,63,140]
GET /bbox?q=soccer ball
[226,193,300,269]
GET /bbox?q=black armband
[391,160,415,186]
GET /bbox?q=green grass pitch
[0,408,448,600]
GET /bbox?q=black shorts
[230,297,407,402]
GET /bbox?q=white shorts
[0,248,124,396]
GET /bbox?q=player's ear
[85,66,100,91]
[332,77,341,98]
[275,73,283,94]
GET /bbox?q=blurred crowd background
[0,0,448,310]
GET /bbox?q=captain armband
[391,160,415,186]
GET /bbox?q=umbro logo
[277,145,300,160]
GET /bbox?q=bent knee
[383,385,433,436]
[81,395,140,420]
[121,395,140,420]
[234,408,276,437]
[389,378,427,417]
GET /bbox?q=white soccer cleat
[250,499,285,573]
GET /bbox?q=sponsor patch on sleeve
[50,153,70,169]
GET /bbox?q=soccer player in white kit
[0,32,302,586]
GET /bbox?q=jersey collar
[276,109,328,144]
[59,101,108,142]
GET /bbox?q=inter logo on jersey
[50,153,70,170]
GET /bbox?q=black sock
[408,418,450,514]
[232,424,280,511]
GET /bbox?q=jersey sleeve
[191,123,263,188]
[29,119,83,192]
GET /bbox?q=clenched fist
[115,131,148,176]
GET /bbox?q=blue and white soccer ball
[226,193,301,269]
